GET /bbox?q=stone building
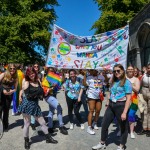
[128,3,150,69]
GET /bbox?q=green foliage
[0,0,58,64]
[92,0,149,33]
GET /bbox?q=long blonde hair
[3,63,17,82]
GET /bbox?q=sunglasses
[34,65,39,68]
[10,68,16,71]
[29,72,35,76]
[113,70,121,73]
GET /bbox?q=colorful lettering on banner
[84,61,92,69]
[46,24,129,70]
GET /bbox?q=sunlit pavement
[0,91,149,150]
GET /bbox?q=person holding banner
[92,64,132,150]
[83,69,103,135]
[63,69,84,130]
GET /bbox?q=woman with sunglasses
[0,63,18,131]
[33,62,43,82]
[18,67,57,149]
[92,64,132,150]
[126,66,140,139]
[83,69,104,135]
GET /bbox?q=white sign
[46,24,129,70]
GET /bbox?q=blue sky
[54,0,100,36]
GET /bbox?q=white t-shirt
[86,75,103,99]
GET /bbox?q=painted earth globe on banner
[58,42,71,55]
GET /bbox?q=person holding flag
[42,67,68,135]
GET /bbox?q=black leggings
[66,95,83,124]
[0,93,12,129]
[101,101,129,146]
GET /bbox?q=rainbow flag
[42,77,52,95]
[12,70,24,114]
[128,93,138,122]
[46,72,62,90]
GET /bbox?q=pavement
[0,91,150,150]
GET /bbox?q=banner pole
[125,20,130,70]
[45,20,56,67]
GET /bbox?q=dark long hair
[25,67,38,82]
[111,64,126,87]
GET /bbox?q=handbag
[137,93,146,113]
[99,91,104,101]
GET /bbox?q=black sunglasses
[34,65,39,68]
[113,70,121,73]
[10,68,16,70]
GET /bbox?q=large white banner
[46,24,129,70]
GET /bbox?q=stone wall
[129,3,150,50]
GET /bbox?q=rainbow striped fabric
[12,70,24,113]
[41,77,52,95]
[41,72,62,95]
[128,93,138,122]
[46,72,62,90]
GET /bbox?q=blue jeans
[46,96,64,128]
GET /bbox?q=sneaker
[146,130,150,137]
[87,126,95,135]
[131,132,135,139]
[137,129,147,135]
[92,142,106,150]
[12,112,15,116]
[81,124,84,130]
[59,126,68,135]
[92,122,99,130]
[117,130,121,137]
[117,146,124,150]
[70,123,74,130]
[94,124,99,130]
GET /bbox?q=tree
[0,0,58,64]
[92,0,149,34]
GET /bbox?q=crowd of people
[0,62,150,150]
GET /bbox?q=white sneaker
[70,123,74,130]
[87,126,95,135]
[131,132,135,139]
[117,146,124,150]
[92,142,106,150]
[117,130,121,137]
[81,124,84,130]
[12,112,15,116]
[92,122,99,130]
[93,124,99,130]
